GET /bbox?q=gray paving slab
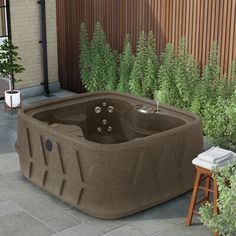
[0,211,54,236]
[67,208,137,233]
[128,195,191,235]
[0,200,22,217]
[0,171,36,202]
[0,152,20,175]
[57,222,103,236]
[152,219,212,236]
[43,212,81,232]
[13,189,72,220]
[103,225,146,236]
[0,126,17,154]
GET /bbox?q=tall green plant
[143,32,159,97]
[175,38,200,109]
[79,23,91,91]
[158,43,181,106]
[191,42,221,115]
[129,32,147,96]
[79,22,117,91]
[91,22,117,91]
[117,35,134,93]
[129,31,158,97]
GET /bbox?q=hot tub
[16,91,203,219]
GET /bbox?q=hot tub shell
[16,91,203,219]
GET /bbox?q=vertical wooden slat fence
[56,0,236,93]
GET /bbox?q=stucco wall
[10,0,58,89]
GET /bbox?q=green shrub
[199,162,236,236]
[191,43,236,146]
[129,31,147,96]
[79,22,117,91]
[129,31,158,98]
[158,39,200,109]
[175,38,200,109]
[158,43,180,106]
[117,35,134,93]
[144,32,159,97]
[191,42,220,115]
[79,23,91,91]
[227,89,236,146]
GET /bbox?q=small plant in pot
[0,39,25,109]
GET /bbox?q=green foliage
[202,90,232,147]
[117,35,134,93]
[227,90,236,145]
[129,32,147,96]
[157,40,236,146]
[158,43,181,106]
[129,31,158,98]
[191,44,236,146]
[79,23,91,91]
[0,39,25,92]
[175,38,200,109]
[199,162,236,236]
[158,39,200,109]
[191,42,220,115]
[144,32,159,97]
[79,22,117,91]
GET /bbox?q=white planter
[4,90,21,108]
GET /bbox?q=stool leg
[204,176,211,203]
[213,180,219,236]
[186,170,201,226]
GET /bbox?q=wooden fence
[56,0,236,93]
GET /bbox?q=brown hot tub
[16,91,203,219]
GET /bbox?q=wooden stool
[186,165,219,236]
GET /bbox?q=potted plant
[0,39,25,108]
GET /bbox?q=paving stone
[0,211,54,236]
[103,225,146,236]
[0,127,17,154]
[58,222,102,236]
[0,171,36,202]
[0,200,22,217]
[152,220,212,236]
[13,189,72,220]
[43,212,81,232]
[0,152,20,175]
[128,195,191,235]
[67,208,136,233]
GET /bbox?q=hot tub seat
[16,91,203,219]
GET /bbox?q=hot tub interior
[33,98,186,144]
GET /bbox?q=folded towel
[192,155,236,170]
[192,158,214,170]
[197,146,234,164]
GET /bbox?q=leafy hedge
[79,22,236,147]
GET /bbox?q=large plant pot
[4,90,21,108]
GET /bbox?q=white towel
[192,155,236,170]
[197,146,234,164]
[192,158,214,170]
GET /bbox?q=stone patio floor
[0,90,212,236]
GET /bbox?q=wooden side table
[186,165,219,236]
